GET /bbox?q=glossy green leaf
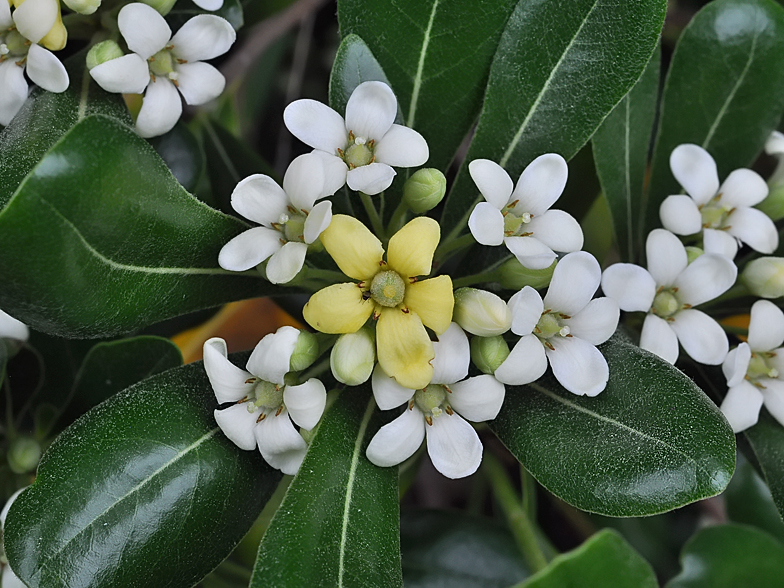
[0,67,284,338]
[491,335,736,516]
[725,454,784,541]
[251,388,401,588]
[593,45,660,263]
[744,413,784,522]
[645,0,784,232]
[666,524,784,588]
[3,361,281,588]
[440,0,666,238]
[338,0,518,171]
[513,529,657,588]
[329,34,394,119]
[149,122,205,193]
[400,509,529,588]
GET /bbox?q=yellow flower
[303,215,454,389]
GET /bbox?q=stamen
[544,340,555,351]
[425,415,433,426]
[401,307,410,314]
[337,148,344,158]
[409,276,418,284]
[237,395,250,403]
[256,412,267,423]
[445,405,454,416]
[275,406,284,417]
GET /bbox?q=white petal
[426,412,482,479]
[309,150,348,197]
[254,409,307,475]
[448,375,505,422]
[494,334,548,385]
[366,406,425,467]
[565,298,619,345]
[25,44,68,93]
[504,235,556,270]
[171,15,236,62]
[1,487,25,527]
[345,80,396,141]
[1,565,26,588]
[719,169,769,208]
[266,242,307,284]
[749,301,784,352]
[673,253,737,306]
[670,309,728,365]
[601,264,656,312]
[214,404,258,450]
[89,54,150,94]
[136,78,182,138]
[727,207,778,254]
[543,251,600,315]
[511,153,568,216]
[723,343,751,388]
[640,313,679,364]
[768,349,784,377]
[202,337,254,403]
[762,379,784,428]
[703,228,738,259]
[118,2,171,60]
[765,130,784,155]
[193,0,223,9]
[247,326,300,385]
[218,226,281,271]
[468,159,513,210]
[659,195,702,235]
[508,286,544,336]
[284,378,326,431]
[669,144,719,206]
[13,0,57,44]
[0,0,11,29]
[175,61,225,105]
[374,124,429,167]
[0,309,28,341]
[546,336,609,396]
[283,99,347,154]
[646,229,687,287]
[526,209,584,253]
[468,202,504,246]
[0,61,28,126]
[371,364,414,410]
[431,323,470,385]
[231,174,288,226]
[346,163,396,195]
[303,200,332,244]
[283,152,325,210]
[720,380,764,433]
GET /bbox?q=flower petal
[640,313,679,364]
[426,412,482,479]
[468,159,513,210]
[303,283,374,333]
[266,241,307,284]
[372,364,414,410]
[0,61,27,127]
[547,336,609,396]
[319,214,384,281]
[404,275,454,335]
[283,99,346,154]
[171,14,236,62]
[0,0,11,28]
[670,308,728,365]
[202,337,254,403]
[762,379,784,428]
[494,334,548,385]
[254,409,307,475]
[175,61,225,105]
[703,228,738,259]
[448,375,505,422]
[748,301,784,352]
[303,200,332,244]
[669,144,719,206]
[377,307,434,390]
[601,264,656,312]
[720,380,764,433]
[673,252,736,306]
[388,216,440,277]
[283,152,325,211]
[510,153,568,216]
[89,53,150,94]
[218,226,281,271]
[214,404,258,450]
[118,2,171,60]
[719,168,768,208]
[766,130,784,155]
[25,44,68,93]
[527,209,583,253]
[508,286,544,336]
[193,0,223,9]
[503,235,556,270]
[374,124,429,167]
[284,378,327,431]
[1,564,26,588]
[366,405,425,467]
[468,202,505,246]
[565,297,619,345]
[727,207,779,254]
[231,174,288,226]
[0,309,28,341]
[659,195,702,235]
[13,0,57,44]
[310,150,348,197]
[431,323,470,385]
[723,343,751,388]
[645,229,688,287]
[345,81,396,141]
[247,326,301,385]
[346,162,396,195]
[136,78,182,138]
[543,251,600,315]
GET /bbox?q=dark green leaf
[593,45,661,263]
[491,335,736,516]
[250,388,401,588]
[4,361,281,588]
[665,524,784,588]
[744,413,784,522]
[328,34,394,119]
[149,122,205,193]
[440,0,666,239]
[400,509,529,588]
[725,454,784,541]
[645,0,784,233]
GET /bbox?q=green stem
[387,200,409,235]
[303,267,346,284]
[359,191,387,240]
[484,453,548,573]
[299,357,331,383]
[434,233,476,264]
[521,466,537,522]
[452,269,500,289]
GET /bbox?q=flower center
[370,270,406,307]
[280,211,307,243]
[651,289,682,319]
[699,194,733,230]
[247,379,285,416]
[414,384,450,424]
[502,206,533,237]
[2,30,29,58]
[149,47,179,81]
[341,132,375,169]
[747,351,779,382]
[534,310,571,347]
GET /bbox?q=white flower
[602,229,736,365]
[659,144,777,259]
[1,487,27,588]
[467,155,583,270]
[720,300,784,433]
[0,0,69,126]
[0,309,28,341]
[89,3,235,138]
[283,81,429,195]
[366,323,505,479]
[495,251,619,396]
[203,329,327,475]
[193,0,223,10]
[218,152,344,283]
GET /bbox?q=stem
[299,357,330,383]
[434,233,475,264]
[484,453,548,573]
[521,466,537,522]
[387,200,409,235]
[359,192,387,240]
[302,267,346,284]
[452,269,500,289]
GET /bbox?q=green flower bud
[470,335,510,374]
[7,437,42,474]
[742,257,784,299]
[86,40,124,70]
[330,328,376,385]
[140,0,177,15]
[289,331,319,372]
[453,288,511,336]
[403,168,447,213]
[685,246,704,264]
[63,0,102,15]
[756,185,784,222]
[498,258,556,290]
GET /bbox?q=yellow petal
[387,216,440,277]
[404,275,454,335]
[320,214,384,281]
[40,4,67,51]
[303,283,374,334]
[377,307,434,390]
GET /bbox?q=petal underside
[320,214,384,281]
[404,275,454,336]
[376,307,434,390]
[303,283,374,334]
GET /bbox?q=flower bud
[757,185,784,222]
[498,258,555,290]
[470,335,510,375]
[289,331,319,372]
[330,328,376,385]
[453,288,512,336]
[742,257,784,299]
[86,40,124,70]
[760,131,784,221]
[403,168,446,213]
[7,436,42,474]
[685,246,703,264]
[140,0,177,15]
[62,0,101,14]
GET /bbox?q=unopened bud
[86,40,124,70]
[289,331,319,372]
[685,246,703,264]
[757,185,784,222]
[498,257,555,290]
[761,131,784,221]
[470,335,510,374]
[7,437,41,474]
[330,328,376,385]
[62,0,101,14]
[453,288,512,336]
[140,0,177,15]
[742,257,784,299]
[403,168,446,213]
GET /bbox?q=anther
[256,412,267,423]
[544,341,555,351]
[445,405,454,416]
[275,406,284,417]
[425,415,433,426]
